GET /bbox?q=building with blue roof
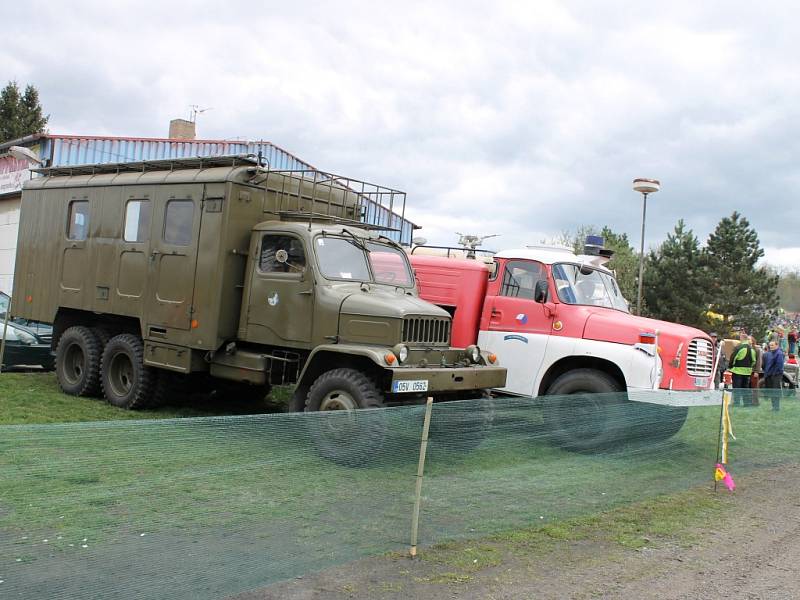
[0,126,416,291]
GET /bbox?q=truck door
[146,186,203,331]
[244,232,313,346]
[479,259,553,396]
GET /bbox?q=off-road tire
[55,326,103,396]
[428,393,495,453]
[543,369,627,451]
[305,368,386,467]
[100,334,156,410]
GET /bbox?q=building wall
[0,194,21,292]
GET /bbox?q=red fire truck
[409,240,715,450]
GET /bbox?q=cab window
[163,200,194,246]
[259,234,306,273]
[500,260,547,299]
[67,200,89,240]
[123,200,151,242]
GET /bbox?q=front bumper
[388,364,507,393]
[1,343,54,369]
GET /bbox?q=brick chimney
[169,119,196,140]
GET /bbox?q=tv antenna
[189,105,213,123]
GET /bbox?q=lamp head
[633,178,660,194]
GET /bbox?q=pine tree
[599,226,638,306]
[0,81,49,142]
[643,220,707,328]
[704,211,779,337]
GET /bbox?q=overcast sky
[5,1,800,267]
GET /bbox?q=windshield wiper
[339,228,369,252]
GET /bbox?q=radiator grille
[687,338,714,376]
[402,317,451,345]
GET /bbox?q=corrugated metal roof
[46,136,311,171]
[12,134,415,244]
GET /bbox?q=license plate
[392,379,429,393]
[694,377,708,388]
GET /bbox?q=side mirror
[534,280,549,303]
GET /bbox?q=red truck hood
[582,308,708,345]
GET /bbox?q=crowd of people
[710,327,796,411]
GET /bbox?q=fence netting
[1,388,797,599]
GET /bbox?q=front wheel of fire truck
[626,403,689,443]
[305,368,387,467]
[542,369,627,451]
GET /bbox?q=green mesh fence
[1,388,798,599]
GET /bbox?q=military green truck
[11,155,505,458]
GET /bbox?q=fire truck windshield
[552,263,630,312]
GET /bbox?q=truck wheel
[428,394,495,453]
[627,403,689,443]
[305,368,386,467]
[55,326,103,396]
[543,369,626,451]
[100,334,156,410]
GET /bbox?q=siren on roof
[583,236,615,260]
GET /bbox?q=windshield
[0,292,8,318]
[552,263,629,312]
[367,242,413,285]
[315,236,414,286]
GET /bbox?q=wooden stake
[409,396,434,558]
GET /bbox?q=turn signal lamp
[638,332,656,345]
[191,319,199,329]
[487,353,497,364]
[385,353,396,365]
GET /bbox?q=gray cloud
[4,0,799,265]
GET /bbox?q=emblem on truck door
[268,292,279,306]
[515,313,528,324]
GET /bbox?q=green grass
[415,484,729,583]
[0,372,292,424]
[1,375,798,596]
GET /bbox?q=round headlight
[465,344,481,364]
[393,343,409,363]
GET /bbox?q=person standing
[729,332,756,406]
[789,329,797,355]
[762,340,785,411]
[750,336,763,406]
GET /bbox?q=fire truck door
[480,259,553,396]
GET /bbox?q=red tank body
[411,254,489,348]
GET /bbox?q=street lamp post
[633,178,660,316]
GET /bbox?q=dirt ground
[235,466,800,600]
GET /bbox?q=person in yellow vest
[729,331,757,406]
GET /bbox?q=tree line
[561,212,782,338]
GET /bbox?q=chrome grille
[402,317,451,345]
[687,338,714,376]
